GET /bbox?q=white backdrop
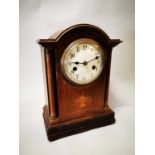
[20,0,134,155]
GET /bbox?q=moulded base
[43,105,115,141]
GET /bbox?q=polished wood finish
[38,24,122,141]
[44,49,58,118]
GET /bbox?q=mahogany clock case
[38,24,122,141]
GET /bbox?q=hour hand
[69,61,83,65]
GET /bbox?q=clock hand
[69,61,83,65]
[87,56,101,63]
[69,56,101,65]
[69,61,88,66]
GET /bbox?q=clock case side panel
[104,40,122,107]
[104,48,112,107]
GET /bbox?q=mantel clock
[38,24,122,141]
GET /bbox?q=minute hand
[87,56,101,63]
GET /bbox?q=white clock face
[61,38,105,85]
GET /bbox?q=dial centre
[83,61,88,66]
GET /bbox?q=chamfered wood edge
[109,39,123,48]
[37,39,57,47]
[43,106,115,142]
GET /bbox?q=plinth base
[43,106,115,141]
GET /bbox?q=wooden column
[44,48,58,118]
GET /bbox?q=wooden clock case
[38,24,122,141]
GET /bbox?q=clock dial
[61,38,105,85]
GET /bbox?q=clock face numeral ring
[61,38,105,85]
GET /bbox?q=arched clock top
[38,24,122,49]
